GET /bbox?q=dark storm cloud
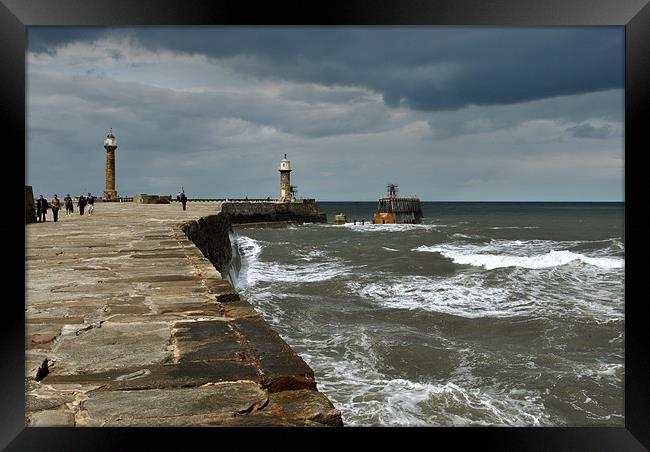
[28,27,624,112]
[27,27,110,54]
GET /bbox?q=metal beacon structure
[372,184,423,224]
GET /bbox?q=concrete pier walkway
[25,202,342,427]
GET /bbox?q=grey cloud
[278,84,373,105]
[567,123,615,139]
[426,88,623,141]
[28,72,401,147]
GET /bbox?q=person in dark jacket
[180,192,187,211]
[78,194,86,216]
[36,195,48,222]
[64,194,73,215]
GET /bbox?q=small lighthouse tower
[279,154,292,201]
[102,129,118,201]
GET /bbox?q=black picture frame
[4,0,647,449]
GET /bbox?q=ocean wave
[336,379,549,426]
[236,235,352,286]
[382,247,399,252]
[346,271,623,320]
[294,330,550,426]
[348,275,510,318]
[450,238,623,255]
[236,235,263,262]
[414,245,624,270]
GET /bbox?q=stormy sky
[26,27,624,201]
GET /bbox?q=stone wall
[180,212,241,288]
[25,185,36,224]
[221,199,326,224]
[133,194,171,204]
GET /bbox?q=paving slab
[77,382,267,426]
[50,321,171,375]
[232,317,316,391]
[43,360,260,390]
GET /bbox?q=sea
[232,202,624,426]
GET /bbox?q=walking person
[36,195,48,222]
[64,194,73,215]
[87,193,95,215]
[50,194,61,222]
[78,194,86,216]
[180,192,187,211]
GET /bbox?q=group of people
[36,193,96,222]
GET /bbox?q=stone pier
[25,202,342,427]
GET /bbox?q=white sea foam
[489,226,540,229]
[335,379,549,426]
[382,247,399,252]
[292,329,551,426]
[347,274,511,318]
[451,233,485,240]
[347,268,623,320]
[597,363,623,377]
[414,244,624,270]
[322,223,448,233]
[236,235,263,263]
[236,235,351,287]
[255,261,349,284]
[573,362,624,381]
[295,249,328,261]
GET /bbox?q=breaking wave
[292,329,551,426]
[236,235,352,287]
[413,243,624,270]
[347,269,623,320]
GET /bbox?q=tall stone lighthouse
[279,154,292,201]
[102,129,118,201]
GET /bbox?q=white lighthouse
[279,154,292,201]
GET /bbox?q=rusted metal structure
[372,184,423,224]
